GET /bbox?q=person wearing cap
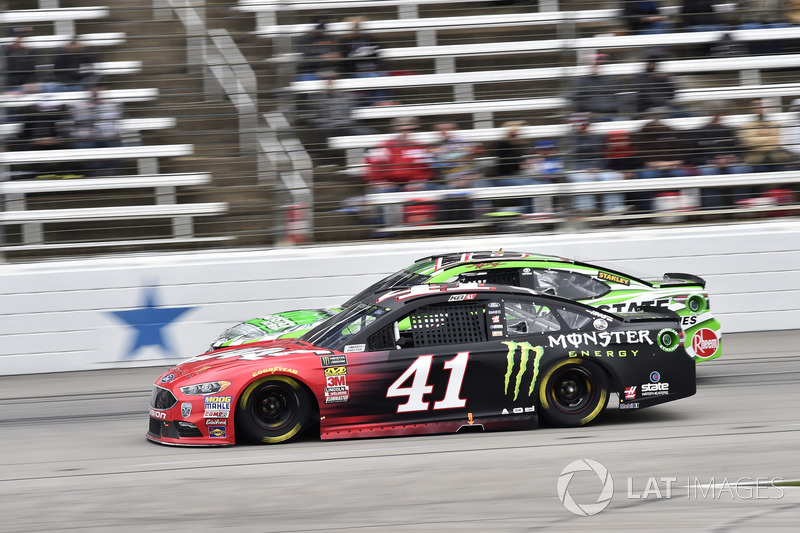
[631,58,680,116]
[781,98,800,162]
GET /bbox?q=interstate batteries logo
[502,341,544,400]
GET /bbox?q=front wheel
[237,376,312,444]
[538,360,609,427]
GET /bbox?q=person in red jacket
[361,117,436,226]
[363,117,434,190]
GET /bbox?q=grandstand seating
[290,54,800,95]
[0,172,229,250]
[0,32,126,49]
[351,83,800,124]
[330,112,799,152]
[1,88,160,108]
[0,6,110,36]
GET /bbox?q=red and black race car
[147,283,696,446]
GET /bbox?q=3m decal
[325,375,347,388]
[548,330,653,349]
[502,341,544,401]
[387,352,469,413]
[598,272,631,285]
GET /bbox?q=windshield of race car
[301,303,388,350]
[342,260,434,307]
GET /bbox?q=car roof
[369,282,614,316]
[414,250,651,286]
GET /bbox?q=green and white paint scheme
[210,251,721,362]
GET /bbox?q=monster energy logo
[503,341,544,400]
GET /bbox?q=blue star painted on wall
[111,284,194,360]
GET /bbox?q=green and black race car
[209,251,721,362]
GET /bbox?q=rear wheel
[237,376,312,444]
[538,360,609,427]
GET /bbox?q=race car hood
[159,339,337,384]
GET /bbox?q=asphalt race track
[2,331,799,532]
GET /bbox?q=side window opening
[455,269,523,288]
[556,308,594,330]
[504,300,561,335]
[534,270,610,299]
[373,302,489,350]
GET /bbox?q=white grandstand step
[0,203,229,224]
[292,54,800,92]
[331,112,798,149]
[237,0,487,11]
[360,171,800,206]
[352,83,800,120]
[87,61,142,75]
[0,32,126,49]
[0,173,211,195]
[0,144,194,165]
[379,27,800,59]
[0,236,233,253]
[0,117,172,140]
[0,7,109,23]
[0,88,159,108]
[256,9,617,36]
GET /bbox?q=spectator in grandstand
[294,22,343,81]
[429,123,486,189]
[299,71,377,159]
[633,107,692,211]
[737,98,796,172]
[428,123,487,220]
[684,103,753,208]
[3,27,39,91]
[679,0,724,31]
[525,139,564,214]
[363,117,434,189]
[52,38,99,90]
[11,99,76,179]
[565,113,631,216]
[622,1,673,34]
[68,84,124,176]
[604,129,640,180]
[487,121,532,186]
[631,58,682,116]
[737,0,792,53]
[339,17,395,106]
[361,117,436,225]
[781,98,800,162]
[570,54,624,120]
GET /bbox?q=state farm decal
[597,299,669,313]
[692,328,719,358]
[548,330,653,349]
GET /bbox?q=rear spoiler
[664,272,706,288]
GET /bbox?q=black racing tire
[236,376,312,444]
[537,360,609,428]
